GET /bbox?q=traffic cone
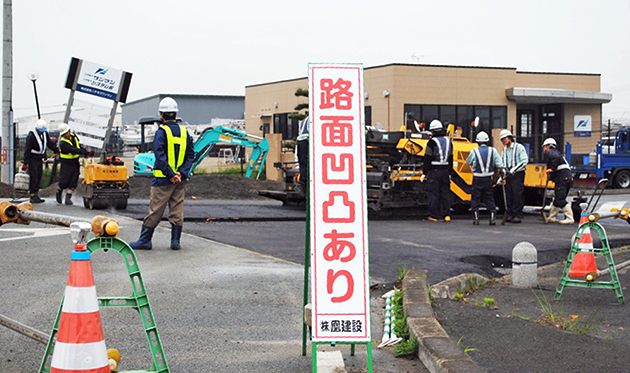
[568,211,598,279]
[50,243,109,373]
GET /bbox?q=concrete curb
[403,269,486,373]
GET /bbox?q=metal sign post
[302,63,372,372]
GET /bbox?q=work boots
[472,211,479,225]
[129,225,155,250]
[30,193,44,204]
[489,211,496,226]
[65,193,73,206]
[546,205,560,224]
[559,205,575,225]
[171,224,183,250]
[56,189,63,204]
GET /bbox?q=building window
[403,104,507,140]
[272,113,299,140]
[365,106,372,127]
[519,112,533,138]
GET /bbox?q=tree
[289,88,309,120]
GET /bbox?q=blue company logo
[94,68,108,75]
[577,120,590,128]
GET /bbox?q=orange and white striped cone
[50,243,109,373]
[569,211,598,279]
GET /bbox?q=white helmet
[58,123,71,136]
[542,138,557,148]
[158,97,179,113]
[35,119,47,131]
[475,131,490,143]
[429,120,443,131]
[499,129,513,140]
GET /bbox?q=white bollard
[512,242,538,288]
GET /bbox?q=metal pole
[0,313,48,344]
[2,0,13,184]
[100,100,118,162]
[63,90,74,123]
[18,209,91,227]
[32,80,40,119]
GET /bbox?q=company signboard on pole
[73,60,124,101]
[309,63,370,342]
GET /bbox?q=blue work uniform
[423,135,453,220]
[466,144,504,212]
[545,147,573,208]
[143,121,195,228]
[502,141,528,219]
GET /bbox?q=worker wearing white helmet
[423,119,453,222]
[22,118,58,203]
[130,97,195,251]
[56,123,93,205]
[466,131,505,225]
[543,137,574,224]
[500,128,528,223]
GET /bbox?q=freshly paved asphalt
[3,193,630,372]
[120,196,630,286]
[0,199,421,372]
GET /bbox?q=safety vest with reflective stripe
[297,116,309,141]
[59,134,81,160]
[502,142,527,173]
[30,131,47,155]
[472,146,496,177]
[154,124,188,178]
[431,136,450,166]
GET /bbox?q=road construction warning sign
[308,63,370,342]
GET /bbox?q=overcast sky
[6,0,630,121]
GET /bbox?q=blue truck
[568,129,630,189]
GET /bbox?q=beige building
[245,63,611,181]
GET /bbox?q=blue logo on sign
[94,68,108,75]
[577,120,589,128]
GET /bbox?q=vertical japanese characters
[309,65,370,342]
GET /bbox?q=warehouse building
[122,93,244,126]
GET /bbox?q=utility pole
[1,0,12,184]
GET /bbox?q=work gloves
[21,163,27,171]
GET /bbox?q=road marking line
[0,228,68,242]
[377,237,442,251]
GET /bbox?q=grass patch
[533,288,600,334]
[394,337,419,358]
[457,337,478,356]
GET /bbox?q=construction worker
[23,119,58,203]
[56,123,92,205]
[499,129,528,223]
[423,119,453,222]
[466,131,504,225]
[295,116,309,198]
[130,97,195,251]
[543,137,574,224]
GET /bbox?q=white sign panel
[309,63,370,342]
[76,60,123,101]
[574,115,592,137]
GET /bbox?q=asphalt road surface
[119,194,630,286]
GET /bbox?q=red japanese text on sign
[309,63,369,342]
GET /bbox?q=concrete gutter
[403,269,485,373]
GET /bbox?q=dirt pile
[0,175,284,200]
